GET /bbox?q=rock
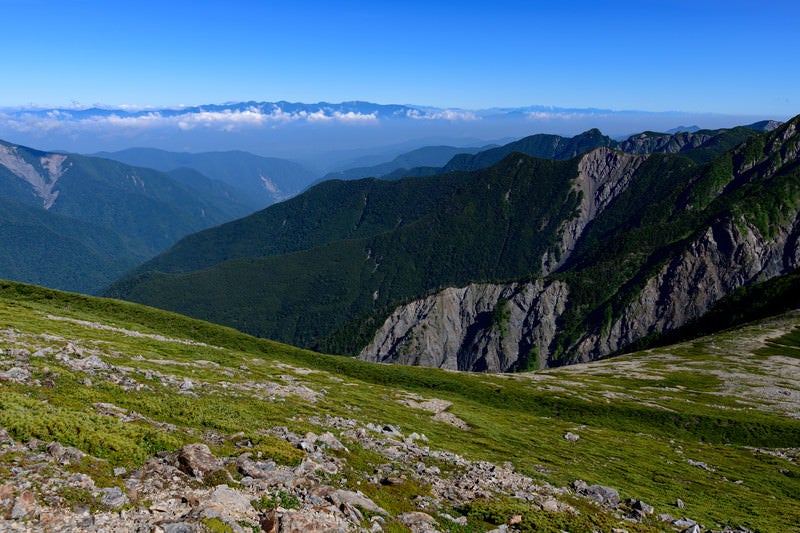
[100,486,128,509]
[397,511,437,533]
[279,509,349,532]
[432,411,471,430]
[259,509,278,533]
[0,367,30,383]
[63,342,84,356]
[683,525,701,533]
[673,517,697,528]
[11,490,35,520]
[632,499,654,514]
[177,443,223,479]
[47,441,65,460]
[539,497,560,512]
[676,498,685,509]
[69,473,95,490]
[1,484,14,518]
[563,432,580,442]
[0,428,14,445]
[236,453,279,480]
[206,484,253,516]
[573,480,620,506]
[316,431,348,452]
[159,522,198,533]
[308,485,388,516]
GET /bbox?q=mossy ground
[0,281,798,531]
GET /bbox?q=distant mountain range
[104,116,798,372]
[0,100,777,158]
[94,148,317,208]
[0,140,254,293]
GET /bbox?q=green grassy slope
[1,280,798,531]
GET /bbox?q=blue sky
[2,0,798,117]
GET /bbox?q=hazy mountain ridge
[387,122,776,180]
[95,147,317,208]
[0,140,255,293]
[1,100,777,158]
[320,144,490,182]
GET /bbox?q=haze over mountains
[0,101,772,162]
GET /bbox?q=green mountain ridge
[105,116,800,365]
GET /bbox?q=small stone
[11,490,35,520]
[100,487,128,509]
[47,441,65,460]
[0,367,30,383]
[259,509,278,533]
[539,497,560,512]
[673,517,697,528]
[159,523,196,533]
[316,431,348,451]
[177,443,222,479]
[632,499,654,514]
[676,498,685,509]
[564,432,580,442]
[0,428,14,445]
[398,511,437,532]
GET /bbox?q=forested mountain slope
[105,116,800,371]
[0,140,253,293]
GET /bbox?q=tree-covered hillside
[105,117,800,367]
[0,140,254,293]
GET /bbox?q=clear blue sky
[2,0,798,117]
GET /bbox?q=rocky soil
[0,308,792,531]
[0,416,758,533]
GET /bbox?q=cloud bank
[0,101,771,159]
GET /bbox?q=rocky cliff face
[616,130,717,155]
[570,214,800,362]
[541,148,645,275]
[361,119,800,372]
[0,143,69,209]
[360,280,568,371]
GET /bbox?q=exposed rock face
[570,214,800,361]
[0,144,68,209]
[363,206,800,372]
[542,147,645,275]
[617,130,717,155]
[360,280,568,371]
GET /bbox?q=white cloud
[0,104,385,134]
[332,111,378,124]
[405,108,478,121]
